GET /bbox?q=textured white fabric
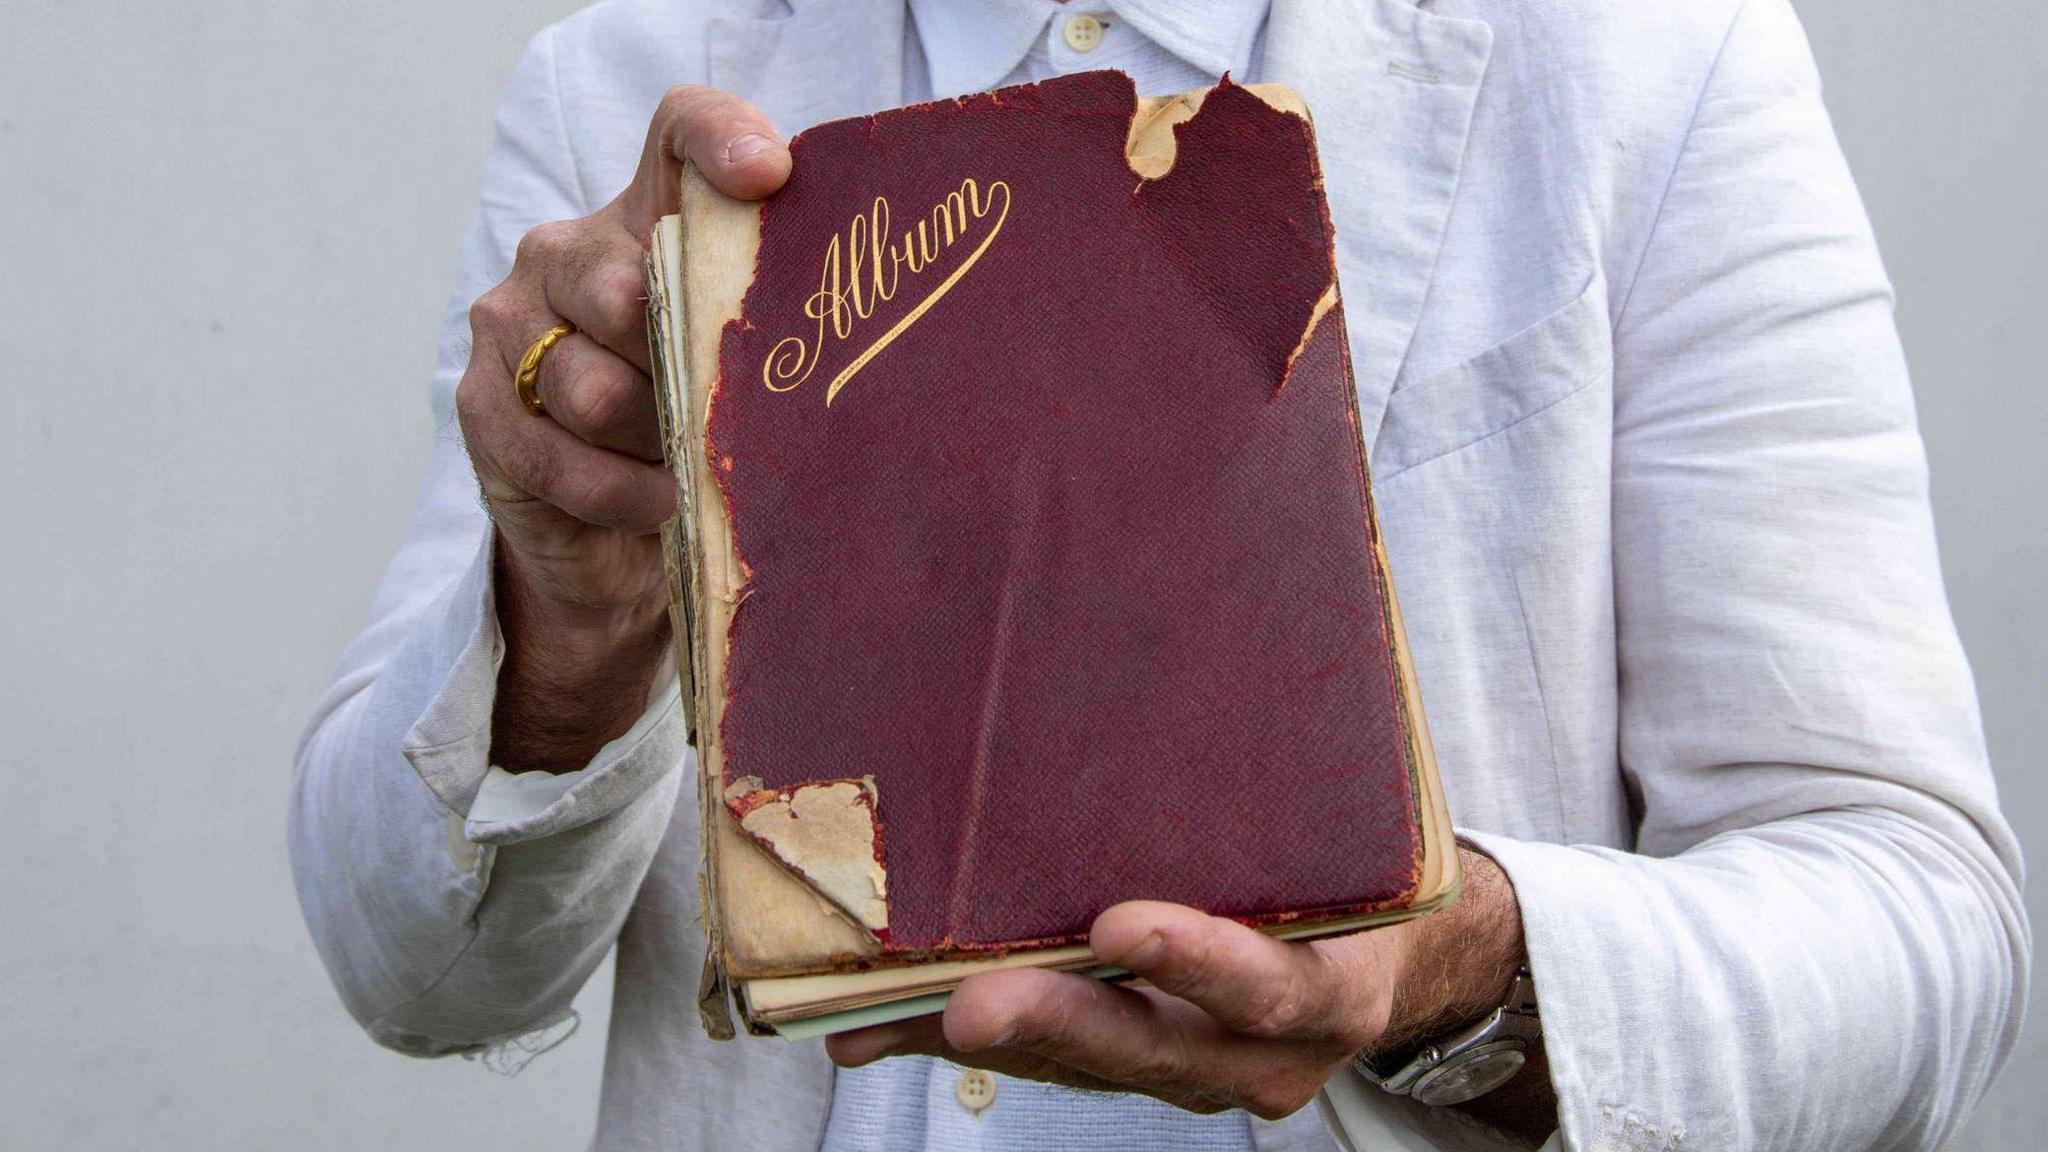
[288,1,2030,1150]
[823,1054,1326,1152]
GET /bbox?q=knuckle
[562,371,630,434]
[1120,1035,1189,1087]
[515,218,578,266]
[570,464,651,528]
[454,372,487,433]
[468,287,511,337]
[566,267,646,352]
[1169,927,1225,999]
[592,266,647,330]
[1238,969,1308,1040]
[1171,918,1212,983]
[513,436,561,502]
[564,461,621,514]
[552,374,599,432]
[658,84,776,171]
[658,83,718,123]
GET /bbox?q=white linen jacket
[289,0,2030,1148]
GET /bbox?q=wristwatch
[1352,966,1540,1106]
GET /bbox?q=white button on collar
[955,1067,997,1114]
[1063,13,1105,53]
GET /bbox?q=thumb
[618,85,792,230]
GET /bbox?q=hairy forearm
[491,536,671,774]
[1380,846,1554,1142]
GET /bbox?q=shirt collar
[909,0,1055,98]
[908,0,1271,99]
[1110,0,1270,78]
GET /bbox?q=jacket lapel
[1263,0,1492,457]
[1267,14,1493,1148]
[707,0,908,134]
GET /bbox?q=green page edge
[767,965,1130,1041]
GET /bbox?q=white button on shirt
[825,1054,1329,1152]
[954,1067,997,1114]
[1063,13,1106,53]
[903,0,1269,104]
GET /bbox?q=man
[290,0,2029,1148]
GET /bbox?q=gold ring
[514,323,575,415]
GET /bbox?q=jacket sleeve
[287,25,690,1057]
[1454,2,2030,1148]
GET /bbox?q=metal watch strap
[1353,966,1540,1106]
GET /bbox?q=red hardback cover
[708,71,1420,955]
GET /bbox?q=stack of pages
[645,70,1457,1039]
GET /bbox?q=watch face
[1409,1042,1527,1107]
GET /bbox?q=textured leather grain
[709,71,1419,953]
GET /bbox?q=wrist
[491,536,671,774]
[1378,845,1525,1055]
[1363,845,1556,1137]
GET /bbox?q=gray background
[0,2,2039,1148]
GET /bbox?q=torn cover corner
[1117,78,1337,399]
[725,775,890,936]
[697,945,737,1040]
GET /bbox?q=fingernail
[726,133,777,163]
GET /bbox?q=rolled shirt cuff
[1454,827,1674,1152]
[398,529,687,847]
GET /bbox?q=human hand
[453,87,791,773]
[827,848,1540,1129]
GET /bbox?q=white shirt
[291,1,2028,1149]
[904,0,1264,102]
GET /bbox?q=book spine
[646,236,698,741]
[648,217,739,1039]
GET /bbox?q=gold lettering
[905,219,933,273]
[869,197,897,305]
[759,177,1012,406]
[845,208,870,320]
[936,187,970,244]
